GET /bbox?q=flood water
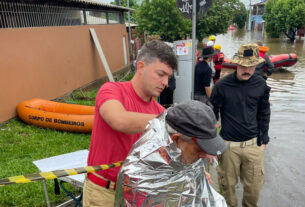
[215,30,305,206]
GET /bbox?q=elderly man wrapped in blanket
[115,100,228,207]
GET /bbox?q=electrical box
[173,40,194,103]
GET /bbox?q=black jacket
[194,61,212,96]
[210,72,271,145]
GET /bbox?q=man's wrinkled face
[173,135,207,164]
[236,65,256,81]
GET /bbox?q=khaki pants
[83,177,115,207]
[217,138,265,207]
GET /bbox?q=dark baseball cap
[165,100,227,156]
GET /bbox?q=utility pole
[127,0,132,60]
[191,0,197,100]
[254,4,258,31]
[248,0,252,31]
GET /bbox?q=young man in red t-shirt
[83,40,177,207]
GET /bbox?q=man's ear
[137,60,145,75]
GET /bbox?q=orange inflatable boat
[222,53,298,69]
[17,99,95,133]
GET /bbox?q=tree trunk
[284,30,296,42]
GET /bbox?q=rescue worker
[194,46,219,106]
[83,40,176,207]
[210,43,271,207]
[213,44,224,84]
[255,40,274,79]
[205,35,217,81]
[196,50,201,63]
[207,35,216,46]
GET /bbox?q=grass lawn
[0,90,98,207]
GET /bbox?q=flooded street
[216,30,305,206]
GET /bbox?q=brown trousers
[83,177,115,207]
[217,138,265,207]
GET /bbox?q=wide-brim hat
[166,100,227,156]
[231,43,265,67]
[201,46,219,58]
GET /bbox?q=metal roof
[0,0,135,12]
[63,0,134,11]
[252,1,266,6]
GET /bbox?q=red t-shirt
[87,81,165,182]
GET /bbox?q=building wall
[250,15,264,31]
[0,24,129,122]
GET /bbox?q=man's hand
[206,154,217,165]
[204,168,213,185]
[260,144,266,150]
[205,86,212,98]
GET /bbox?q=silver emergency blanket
[115,112,227,207]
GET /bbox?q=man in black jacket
[159,75,175,108]
[194,46,218,106]
[210,43,271,207]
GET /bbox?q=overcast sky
[99,0,263,9]
[97,0,143,4]
[241,0,263,8]
[98,0,113,3]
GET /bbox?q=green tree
[264,0,305,41]
[136,0,191,42]
[119,0,139,7]
[196,0,240,41]
[232,2,247,29]
[136,0,245,42]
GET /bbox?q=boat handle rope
[0,161,122,186]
